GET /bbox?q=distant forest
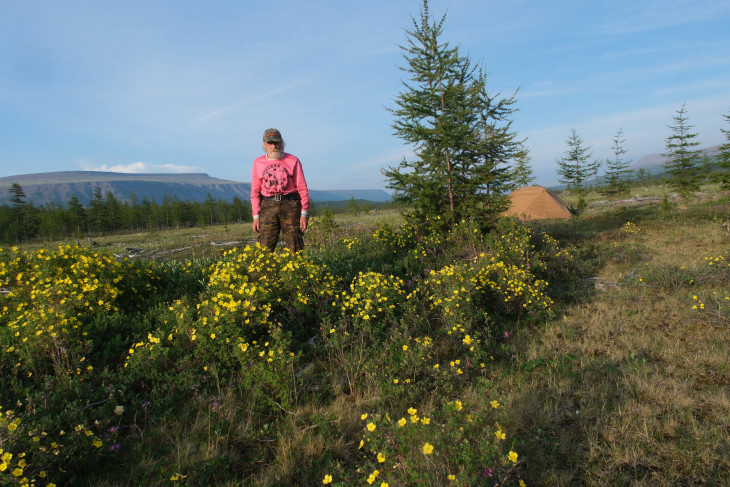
[1,185,386,244]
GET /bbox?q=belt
[261,192,300,201]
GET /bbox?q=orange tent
[502,186,572,221]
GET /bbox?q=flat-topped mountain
[0,171,391,206]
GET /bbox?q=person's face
[264,140,284,160]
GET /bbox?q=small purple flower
[110,443,121,452]
[504,331,510,338]
[483,467,493,477]
[141,401,151,409]
[108,426,119,433]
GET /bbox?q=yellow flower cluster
[340,238,360,250]
[0,408,59,486]
[620,221,640,234]
[372,226,412,252]
[703,254,727,267]
[424,253,553,317]
[337,272,405,323]
[0,245,158,374]
[356,399,518,485]
[205,245,339,320]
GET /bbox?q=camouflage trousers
[258,198,304,252]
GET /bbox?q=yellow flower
[454,400,463,411]
[495,429,506,440]
[93,439,103,448]
[422,442,434,455]
[12,467,23,477]
[402,345,408,351]
[323,474,333,484]
[520,480,527,487]
[407,407,417,415]
[508,450,519,463]
[448,474,456,480]
[377,452,386,463]
[366,469,380,484]
[367,422,376,432]
[397,418,406,427]
[490,400,500,409]
[361,413,368,420]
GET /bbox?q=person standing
[251,128,310,252]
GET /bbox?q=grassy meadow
[1,187,729,486]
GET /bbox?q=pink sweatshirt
[250,152,310,216]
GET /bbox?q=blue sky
[1,0,729,190]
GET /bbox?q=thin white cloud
[195,79,313,123]
[83,162,201,174]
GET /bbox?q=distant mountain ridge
[0,171,392,206]
[631,145,722,172]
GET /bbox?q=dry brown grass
[501,188,730,485]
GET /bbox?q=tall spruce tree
[509,145,535,188]
[67,195,86,236]
[462,69,523,216]
[89,187,106,233]
[602,128,633,195]
[384,0,521,229]
[555,129,601,193]
[662,103,702,196]
[8,183,26,242]
[718,109,730,188]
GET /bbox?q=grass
[15,208,405,261]
[504,186,730,485]
[2,190,729,486]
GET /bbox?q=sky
[1,0,729,191]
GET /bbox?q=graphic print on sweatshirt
[262,163,291,194]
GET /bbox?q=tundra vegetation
[2,0,730,483]
[1,183,730,486]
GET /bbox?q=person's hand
[252,219,260,233]
[300,215,308,232]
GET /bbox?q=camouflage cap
[263,128,283,142]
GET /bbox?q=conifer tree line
[385,3,728,223]
[556,104,730,198]
[0,188,252,244]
